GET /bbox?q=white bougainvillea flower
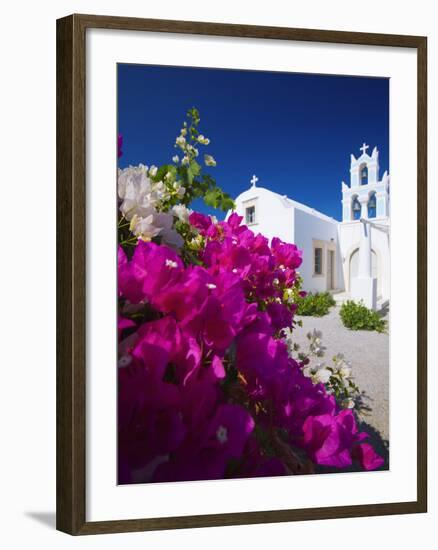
[130,213,162,241]
[204,154,217,167]
[332,353,353,379]
[118,165,161,221]
[129,210,183,249]
[117,164,148,200]
[153,181,170,202]
[172,204,192,223]
[176,136,186,146]
[172,155,179,163]
[160,226,184,249]
[339,364,352,379]
[197,134,210,145]
[306,328,326,357]
[152,212,184,250]
[186,144,199,157]
[302,365,313,378]
[313,365,331,384]
[176,186,186,199]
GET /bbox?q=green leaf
[153,164,172,182]
[204,188,220,208]
[186,167,194,185]
[189,160,201,177]
[202,174,215,186]
[219,195,235,212]
[167,164,177,177]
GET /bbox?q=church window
[352,196,361,220]
[360,164,368,185]
[245,205,256,225]
[314,247,323,275]
[368,192,377,218]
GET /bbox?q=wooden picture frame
[56,13,427,535]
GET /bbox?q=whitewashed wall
[293,209,340,293]
[233,187,295,243]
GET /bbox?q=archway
[352,195,361,220]
[368,191,377,218]
[349,248,381,297]
[359,163,368,185]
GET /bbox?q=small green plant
[296,292,336,317]
[340,300,386,332]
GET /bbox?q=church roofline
[236,185,338,224]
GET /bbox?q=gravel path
[292,306,389,449]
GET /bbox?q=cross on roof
[250,174,259,187]
[360,142,369,155]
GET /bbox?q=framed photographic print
[56,14,427,535]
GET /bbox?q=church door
[327,250,335,290]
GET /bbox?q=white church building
[231,144,390,310]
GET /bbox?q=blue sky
[118,64,389,221]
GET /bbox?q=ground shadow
[25,511,56,529]
[353,394,390,469]
[378,302,390,318]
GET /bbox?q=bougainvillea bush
[117,109,384,484]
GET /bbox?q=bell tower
[341,143,390,222]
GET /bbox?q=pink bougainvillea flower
[118,316,135,338]
[352,442,385,471]
[118,244,143,303]
[236,330,289,383]
[202,237,252,275]
[118,241,184,304]
[266,302,293,332]
[203,404,255,461]
[179,270,249,352]
[188,211,212,234]
[118,359,186,483]
[136,241,184,298]
[271,237,303,269]
[117,246,135,299]
[133,316,202,385]
[153,403,255,482]
[226,212,244,231]
[153,265,210,323]
[302,409,366,468]
[239,436,286,478]
[117,134,123,158]
[117,206,384,482]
